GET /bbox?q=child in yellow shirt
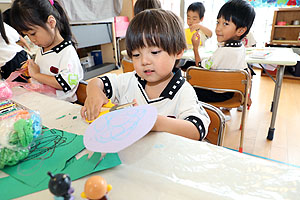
[185,2,212,49]
[181,2,213,71]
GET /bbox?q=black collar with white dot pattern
[135,67,185,100]
[224,40,242,47]
[52,39,72,53]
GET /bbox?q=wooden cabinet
[270,7,300,47]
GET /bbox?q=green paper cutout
[0,176,48,200]
[2,129,85,187]
[56,115,66,119]
[0,152,121,200]
[0,129,121,200]
[62,152,121,180]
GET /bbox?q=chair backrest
[202,102,225,146]
[76,81,88,105]
[121,57,134,73]
[186,67,250,105]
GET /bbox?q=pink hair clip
[49,0,54,5]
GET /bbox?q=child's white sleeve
[177,84,210,140]
[4,23,20,43]
[99,72,134,104]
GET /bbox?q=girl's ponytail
[52,0,77,47]
[0,10,10,44]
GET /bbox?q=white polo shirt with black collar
[201,40,248,70]
[34,39,83,102]
[99,68,210,141]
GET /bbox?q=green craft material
[56,115,66,119]
[3,128,85,187]
[12,119,33,147]
[0,119,33,169]
[62,152,121,180]
[0,148,29,169]
[0,129,122,200]
[0,176,48,200]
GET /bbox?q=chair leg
[239,102,248,153]
[247,79,253,110]
[239,74,251,153]
[247,94,252,110]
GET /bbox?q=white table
[245,48,297,140]
[3,87,300,199]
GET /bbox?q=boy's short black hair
[126,9,186,58]
[134,0,161,16]
[217,0,255,39]
[187,2,205,19]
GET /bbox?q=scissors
[85,99,136,123]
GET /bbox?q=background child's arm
[192,32,201,66]
[190,24,212,38]
[17,35,31,51]
[80,78,109,121]
[151,115,201,140]
[27,59,62,89]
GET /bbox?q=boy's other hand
[18,35,31,51]
[190,24,201,32]
[192,32,201,49]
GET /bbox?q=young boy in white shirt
[192,0,255,104]
[81,9,210,141]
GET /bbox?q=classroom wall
[120,0,134,20]
[1,1,134,20]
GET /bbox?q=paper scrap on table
[249,51,272,59]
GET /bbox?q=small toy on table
[47,171,74,200]
[81,175,112,200]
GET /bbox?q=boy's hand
[80,88,108,122]
[190,24,213,38]
[190,24,202,32]
[192,32,201,49]
[27,59,40,78]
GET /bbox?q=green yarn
[12,119,33,147]
[0,119,34,169]
[0,148,29,169]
